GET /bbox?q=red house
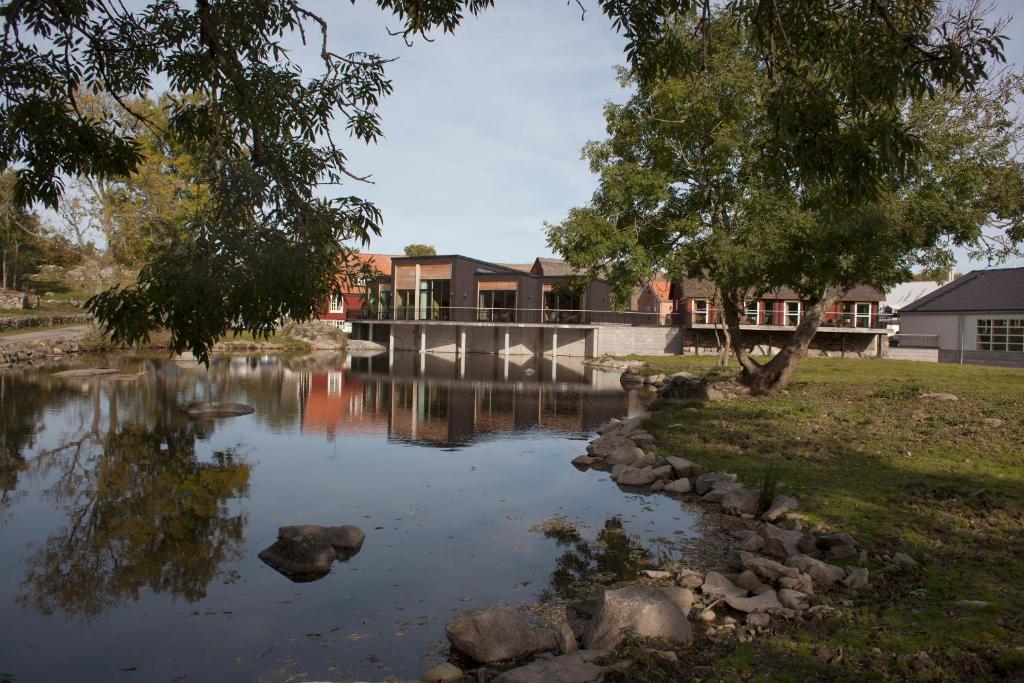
[317,253,396,327]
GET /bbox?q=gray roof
[497,263,534,273]
[533,257,584,277]
[900,268,1024,313]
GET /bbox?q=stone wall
[0,337,96,366]
[594,325,685,356]
[0,289,40,310]
[888,347,939,362]
[0,313,93,332]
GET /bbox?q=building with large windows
[897,267,1024,367]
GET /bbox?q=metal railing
[889,334,939,349]
[688,308,884,329]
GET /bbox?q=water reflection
[20,423,249,618]
[539,517,653,601]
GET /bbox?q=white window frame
[692,299,709,324]
[784,301,802,326]
[855,302,872,328]
[329,294,344,314]
[744,300,760,325]
[978,318,1024,352]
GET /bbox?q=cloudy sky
[292,2,1024,268]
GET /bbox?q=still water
[0,351,703,681]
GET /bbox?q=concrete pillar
[459,328,467,357]
[552,329,558,358]
[420,326,426,354]
[388,328,395,352]
[591,327,600,358]
[459,350,466,378]
[504,327,510,358]
[368,322,375,343]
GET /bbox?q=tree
[0,171,48,290]
[548,10,1024,394]
[1,0,1006,360]
[403,243,437,257]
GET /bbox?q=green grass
[215,329,312,352]
[0,322,89,337]
[625,355,1024,681]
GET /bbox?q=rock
[556,623,578,654]
[734,570,765,594]
[631,432,656,447]
[739,551,800,582]
[762,524,803,560]
[777,588,811,610]
[278,524,365,553]
[702,482,744,503]
[633,451,657,468]
[618,414,650,436]
[762,495,799,522]
[571,455,596,468]
[650,479,666,492]
[606,445,646,467]
[720,488,761,516]
[746,613,770,628]
[665,456,703,479]
[493,650,607,683]
[980,417,1004,428]
[697,609,717,624]
[533,628,559,653]
[663,478,692,494]
[660,586,694,617]
[738,534,766,553]
[587,434,637,462]
[920,392,958,401]
[892,552,918,569]
[676,568,703,589]
[725,588,780,613]
[642,569,673,581]
[445,607,541,664]
[842,566,869,589]
[258,534,336,580]
[597,419,622,435]
[422,662,464,683]
[620,371,645,385]
[651,649,678,663]
[182,401,255,417]
[777,573,815,595]
[651,465,674,480]
[828,544,858,562]
[658,375,711,402]
[695,472,738,495]
[816,532,858,549]
[583,586,693,650]
[701,571,746,599]
[785,555,847,587]
[615,466,657,487]
[644,373,668,385]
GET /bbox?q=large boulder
[279,524,365,557]
[258,534,336,580]
[445,608,540,664]
[422,662,464,683]
[493,650,608,683]
[724,588,780,614]
[701,572,746,599]
[761,524,803,560]
[658,375,711,402]
[584,586,693,650]
[663,478,692,494]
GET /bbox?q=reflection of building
[298,353,643,448]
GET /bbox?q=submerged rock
[279,524,365,553]
[182,401,255,417]
[584,586,693,650]
[493,650,608,683]
[258,534,336,581]
[53,367,121,378]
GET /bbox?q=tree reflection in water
[19,423,250,618]
[539,517,654,602]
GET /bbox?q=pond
[0,351,707,681]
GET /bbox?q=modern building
[670,278,887,357]
[897,267,1024,367]
[317,253,396,328]
[881,279,952,334]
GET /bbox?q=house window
[543,290,583,323]
[396,289,415,320]
[692,299,709,324]
[977,319,1024,352]
[329,294,344,314]
[785,301,802,326]
[744,300,760,325]
[479,290,517,322]
[855,303,872,328]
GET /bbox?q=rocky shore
[403,366,917,683]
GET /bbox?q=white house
[898,267,1024,367]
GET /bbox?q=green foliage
[403,243,437,257]
[1,1,496,361]
[757,461,778,513]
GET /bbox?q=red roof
[336,253,396,294]
[649,278,672,302]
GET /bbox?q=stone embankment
[0,336,102,366]
[0,312,93,332]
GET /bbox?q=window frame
[328,294,344,314]
[784,300,802,326]
[692,299,710,324]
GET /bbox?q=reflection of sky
[0,352,694,682]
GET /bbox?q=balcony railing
[686,308,883,329]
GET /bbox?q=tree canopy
[403,243,437,256]
[548,8,1024,392]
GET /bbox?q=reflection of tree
[19,423,249,618]
[540,518,653,601]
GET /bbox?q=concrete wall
[898,313,963,350]
[938,349,1024,368]
[888,347,939,362]
[384,323,594,356]
[595,325,685,356]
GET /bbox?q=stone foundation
[0,289,40,310]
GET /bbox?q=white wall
[898,313,963,350]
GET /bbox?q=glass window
[478,290,517,322]
[418,279,451,320]
[692,299,709,324]
[327,371,343,396]
[785,301,802,326]
[978,319,1024,352]
[856,303,872,327]
[329,294,344,313]
[544,290,583,323]
[744,300,760,324]
[396,289,415,320]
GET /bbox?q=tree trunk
[721,291,840,395]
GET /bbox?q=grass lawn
[622,355,1024,681]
